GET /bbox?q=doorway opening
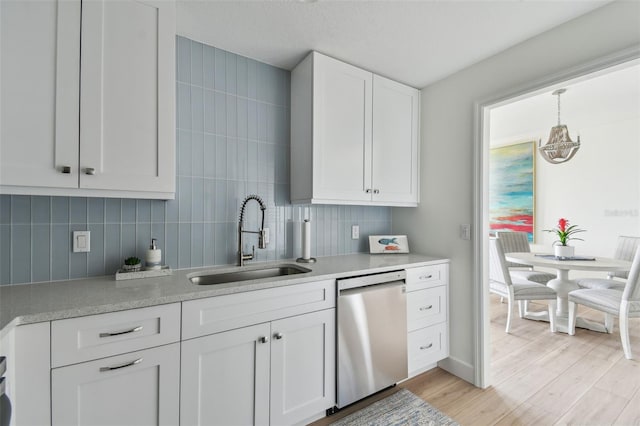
[474,49,640,388]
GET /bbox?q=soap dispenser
[145,238,162,270]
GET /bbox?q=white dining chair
[568,246,640,359]
[496,231,555,285]
[489,238,557,333]
[576,235,640,290]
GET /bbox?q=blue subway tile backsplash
[0,36,392,285]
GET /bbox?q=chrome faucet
[238,195,267,266]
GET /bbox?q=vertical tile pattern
[0,37,392,285]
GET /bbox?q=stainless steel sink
[189,264,311,285]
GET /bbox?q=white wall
[490,64,640,259]
[392,1,640,382]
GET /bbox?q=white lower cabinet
[180,309,335,426]
[405,263,450,378]
[51,343,180,426]
[180,323,271,426]
[270,310,336,426]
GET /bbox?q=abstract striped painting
[489,141,535,242]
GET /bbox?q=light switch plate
[73,231,91,253]
[460,224,471,240]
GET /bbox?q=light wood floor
[312,295,640,425]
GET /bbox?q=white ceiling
[177,0,611,88]
[490,61,640,146]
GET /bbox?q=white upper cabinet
[371,74,420,204]
[291,51,420,207]
[0,0,80,189]
[0,0,176,199]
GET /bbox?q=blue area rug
[330,389,459,426]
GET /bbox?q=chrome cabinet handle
[419,305,433,311]
[419,343,433,350]
[259,336,269,344]
[60,166,72,174]
[365,189,372,194]
[100,358,143,372]
[274,332,283,340]
[419,274,433,280]
[373,189,379,194]
[84,167,96,175]
[99,325,143,338]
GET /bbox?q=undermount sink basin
[189,264,311,285]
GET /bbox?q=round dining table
[504,252,631,334]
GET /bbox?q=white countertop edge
[0,253,449,334]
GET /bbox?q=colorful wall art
[489,141,535,242]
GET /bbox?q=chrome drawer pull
[419,343,433,350]
[274,332,283,340]
[99,325,143,338]
[259,336,269,344]
[419,305,433,311]
[419,274,433,280]
[100,358,143,372]
[84,167,96,175]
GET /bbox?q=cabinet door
[51,343,180,426]
[180,323,271,426]
[0,0,80,189]
[312,53,372,202]
[371,75,420,205]
[80,0,175,194]
[270,309,336,425]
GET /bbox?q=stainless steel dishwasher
[336,270,408,408]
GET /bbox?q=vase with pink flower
[544,218,585,259]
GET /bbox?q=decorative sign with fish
[368,235,409,254]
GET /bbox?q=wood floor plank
[525,350,620,417]
[493,401,558,426]
[594,355,640,400]
[614,387,640,426]
[554,387,629,426]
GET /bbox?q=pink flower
[558,218,568,232]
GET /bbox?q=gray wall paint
[0,36,391,285]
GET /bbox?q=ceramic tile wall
[0,37,392,285]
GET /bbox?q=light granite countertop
[0,253,448,333]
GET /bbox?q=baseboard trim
[438,356,475,385]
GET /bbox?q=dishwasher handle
[338,279,406,297]
[337,270,406,292]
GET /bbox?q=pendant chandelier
[538,88,580,164]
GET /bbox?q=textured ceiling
[177,0,611,88]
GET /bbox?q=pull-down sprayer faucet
[237,195,267,266]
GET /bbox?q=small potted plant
[544,218,585,258]
[122,256,142,272]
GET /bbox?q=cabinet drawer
[51,303,181,368]
[407,286,446,331]
[405,263,448,291]
[408,322,448,376]
[182,280,336,340]
[52,343,180,426]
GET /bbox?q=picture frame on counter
[369,235,409,254]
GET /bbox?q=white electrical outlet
[351,225,359,240]
[460,224,471,240]
[73,231,91,252]
[263,228,270,245]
